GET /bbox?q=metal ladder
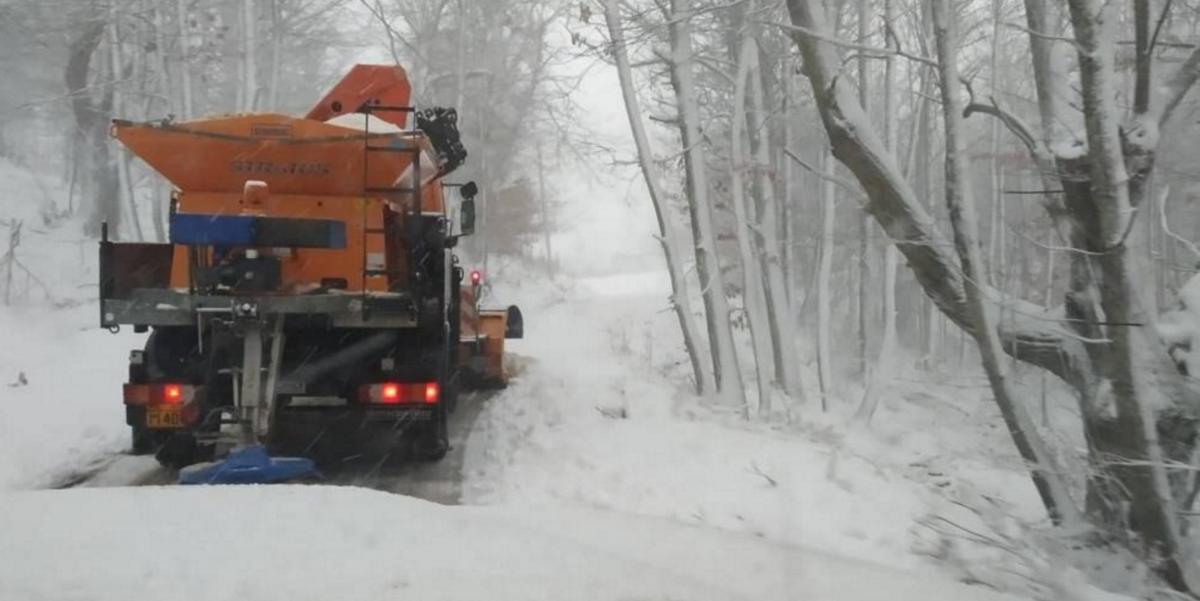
[360,104,422,316]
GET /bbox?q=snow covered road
[1,485,1021,601]
[66,388,499,504]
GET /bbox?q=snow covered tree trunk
[930,0,1077,526]
[732,37,777,414]
[66,16,119,237]
[747,32,803,404]
[856,0,898,424]
[853,0,870,379]
[916,60,939,368]
[669,0,746,410]
[817,149,836,410]
[985,0,1003,285]
[267,0,282,110]
[781,79,799,305]
[241,0,258,111]
[108,15,144,242]
[174,0,193,119]
[150,0,173,241]
[879,0,897,359]
[784,0,1101,519]
[603,0,714,396]
[1062,0,1197,588]
[454,0,467,123]
[536,139,553,275]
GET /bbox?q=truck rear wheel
[155,432,213,470]
[410,406,449,461]
[131,426,168,455]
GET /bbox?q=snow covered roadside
[0,485,1021,601]
[460,267,1126,599]
[0,303,140,490]
[0,158,145,490]
[464,271,956,565]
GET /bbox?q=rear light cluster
[359,382,439,405]
[123,383,199,406]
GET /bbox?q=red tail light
[123,383,198,406]
[381,383,400,403]
[470,270,482,285]
[359,382,440,405]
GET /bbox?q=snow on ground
[0,158,145,490]
[0,303,141,490]
[463,263,1126,599]
[0,485,1022,601]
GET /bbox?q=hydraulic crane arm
[305,64,413,129]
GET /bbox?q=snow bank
[0,158,147,490]
[0,303,140,490]
[462,263,1130,598]
[470,272,950,564]
[0,485,1021,601]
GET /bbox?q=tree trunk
[732,36,777,414]
[536,137,553,275]
[747,32,804,403]
[108,16,144,242]
[175,0,194,118]
[931,0,1078,527]
[151,0,173,241]
[817,149,836,410]
[604,0,714,396]
[1064,0,1196,588]
[242,0,258,111]
[856,0,899,423]
[854,0,871,379]
[267,0,283,110]
[669,0,746,409]
[66,17,119,238]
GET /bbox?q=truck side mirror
[460,198,476,236]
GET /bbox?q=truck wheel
[155,433,213,470]
[411,408,449,462]
[131,426,164,455]
[443,378,459,414]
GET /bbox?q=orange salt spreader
[99,64,522,479]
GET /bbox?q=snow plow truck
[99,64,522,481]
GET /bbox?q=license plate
[147,406,183,429]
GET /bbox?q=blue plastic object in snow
[178,445,320,485]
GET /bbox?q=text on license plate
[147,406,183,429]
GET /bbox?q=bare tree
[732,34,777,410]
[930,0,1077,526]
[782,0,1200,588]
[603,0,715,395]
[668,0,747,410]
